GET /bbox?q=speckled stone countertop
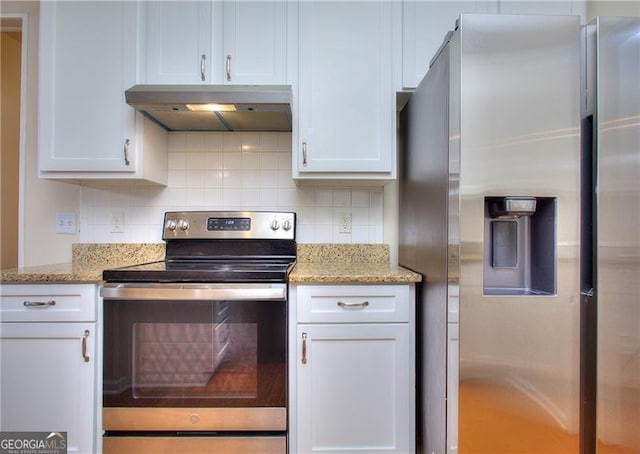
[290,244,421,284]
[0,244,165,284]
[0,243,421,285]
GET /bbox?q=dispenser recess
[483,197,556,296]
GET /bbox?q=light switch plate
[55,212,77,234]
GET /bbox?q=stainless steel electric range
[100,211,295,454]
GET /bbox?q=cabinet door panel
[0,323,96,454]
[38,1,137,172]
[145,1,213,84]
[222,1,286,84]
[297,2,395,175]
[296,324,410,453]
[402,1,490,89]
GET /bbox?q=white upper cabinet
[38,1,167,183]
[143,0,288,85]
[497,0,585,17]
[144,1,213,84]
[294,1,400,181]
[402,0,586,89]
[220,1,287,84]
[402,1,492,89]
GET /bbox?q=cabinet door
[497,0,584,16]
[145,1,213,84]
[0,323,96,454]
[221,1,287,84]
[38,1,137,172]
[296,324,411,453]
[402,1,493,89]
[296,2,397,176]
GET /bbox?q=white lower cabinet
[290,284,415,454]
[0,284,98,454]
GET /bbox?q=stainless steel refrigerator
[583,16,640,454]
[399,15,640,454]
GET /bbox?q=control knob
[178,220,189,231]
[282,220,292,231]
[166,219,177,231]
[270,219,280,231]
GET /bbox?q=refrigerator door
[594,16,640,453]
[456,14,581,452]
[398,30,453,454]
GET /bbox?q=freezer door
[594,16,640,453]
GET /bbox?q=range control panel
[163,211,295,240]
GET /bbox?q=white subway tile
[222,189,242,207]
[168,133,186,151]
[241,133,260,152]
[259,133,279,151]
[185,170,206,188]
[80,132,384,245]
[205,151,223,170]
[185,151,207,169]
[204,134,223,151]
[186,133,207,151]
[315,189,333,207]
[260,170,279,189]
[332,188,351,208]
[222,134,242,152]
[223,151,242,170]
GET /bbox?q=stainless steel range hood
[125,85,292,132]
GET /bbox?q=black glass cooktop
[102,259,295,283]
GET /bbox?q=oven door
[100,283,287,433]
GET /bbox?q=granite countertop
[290,244,422,284]
[0,243,421,285]
[0,244,165,284]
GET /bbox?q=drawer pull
[337,301,369,309]
[301,332,307,364]
[82,329,90,363]
[23,300,56,308]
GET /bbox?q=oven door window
[103,299,285,408]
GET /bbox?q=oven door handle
[100,283,287,301]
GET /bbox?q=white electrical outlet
[338,212,352,233]
[111,211,125,233]
[55,212,77,234]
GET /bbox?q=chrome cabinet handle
[123,139,131,166]
[200,54,207,81]
[23,300,56,307]
[337,301,370,309]
[82,329,90,363]
[226,54,232,81]
[302,141,308,167]
[301,332,307,364]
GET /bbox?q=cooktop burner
[103,211,296,284]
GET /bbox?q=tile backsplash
[80,132,383,244]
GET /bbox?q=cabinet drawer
[296,285,410,323]
[0,284,97,322]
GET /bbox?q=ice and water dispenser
[483,196,556,296]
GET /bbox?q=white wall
[79,132,384,245]
[2,1,82,267]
